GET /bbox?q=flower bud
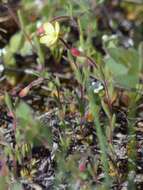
[71,48,81,57]
[79,162,86,172]
[7,111,14,118]
[19,86,30,97]
[37,26,45,36]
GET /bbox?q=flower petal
[39,21,60,47]
[40,35,51,44]
[47,36,58,46]
[54,21,60,35]
[40,35,58,47]
[43,22,55,34]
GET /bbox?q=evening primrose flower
[38,21,60,47]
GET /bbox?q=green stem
[88,90,111,189]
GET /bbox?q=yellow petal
[47,38,57,46]
[43,22,55,34]
[54,21,60,35]
[40,35,57,47]
[40,35,51,44]
[39,21,60,47]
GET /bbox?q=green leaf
[34,35,45,66]
[17,9,27,32]
[106,47,139,88]
[5,92,13,112]
[11,182,23,190]
[9,32,23,54]
[138,41,143,72]
[115,74,139,88]
[106,57,128,76]
[88,87,111,188]
[16,101,32,121]
[107,48,138,69]
[0,177,8,190]
[20,40,32,56]
[3,48,16,66]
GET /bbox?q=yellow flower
[39,21,60,47]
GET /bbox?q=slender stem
[100,66,112,112]
[50,11,88,23]
[59,37,79,70]
[59,37,70,49]
[85,55,98,69]
[50,16,73,23]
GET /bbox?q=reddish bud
[79,162,86,172]
[7,111,14,118]
[71,48,81,57]
[37,26,45,36]
[19,86,30,97]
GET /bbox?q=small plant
[1,0,143,190]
